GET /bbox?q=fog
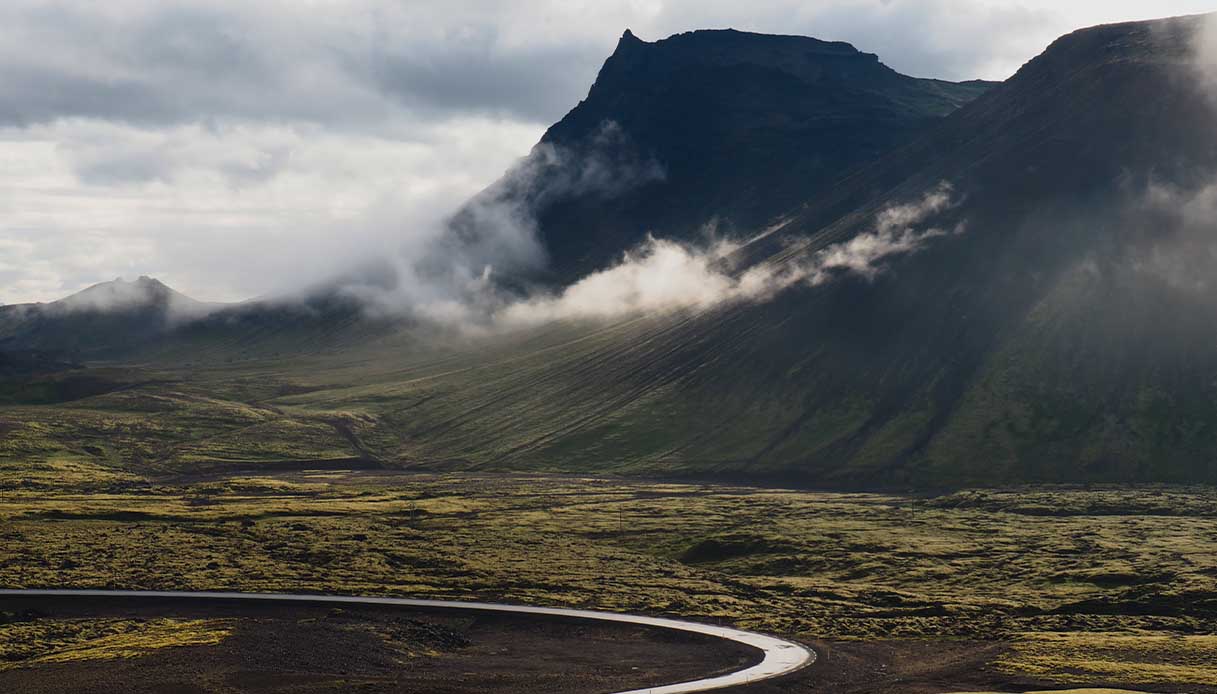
[1193,12,1217,94]
[499,185,962,326]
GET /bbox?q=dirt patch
[0,596,760,694]
[730,639,1217,694]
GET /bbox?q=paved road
[0,589,814,694]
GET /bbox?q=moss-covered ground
[1,460,1217,687]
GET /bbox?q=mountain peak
[54,276,208,317]
[602,26,867,69]
[611,28,647,57]
[519,27,993,282]
[574,27,911,125]
[0,276,223,355]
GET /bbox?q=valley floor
[1,466,1216,690]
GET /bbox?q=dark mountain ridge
[453,28,993,284]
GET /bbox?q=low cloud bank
[1124,13,1217,292]
[330,120,666,325]
[1125,180,1217,293]
[500,183,963,326]
[1191,12,1217,98]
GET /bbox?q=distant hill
[448,28,993,285]
[0,277,221,356]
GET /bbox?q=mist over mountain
[2,26,990,342]
[484,12,1217,486]
[444,28,992,288]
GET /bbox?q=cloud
[1124,180,1217,294]
[0,116,543,306]
[1116,13,1217,293]
[433,121,665,277]
[0,1,600,130]
[1,1,1203,132]
[63,122,293,186]
[500,183,962,325]
[0,1,1212,307]
[333,120,666,323]
[1189,11,1217,102]
[499,236,741,323]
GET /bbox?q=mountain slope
[730,13,1217,484]
[257,14,1217,487]
[451,28,992,285]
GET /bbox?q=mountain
[270,14,1217,487]
[447,28,993,285]
[0,277,220,356]
[701,13,1217,485]
[27,29,992,361]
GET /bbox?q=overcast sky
[2,0,1215,305]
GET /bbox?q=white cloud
[1191,11,1217,101]
[0,117,543,305]
[501,184,962,325]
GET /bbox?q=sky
[2,0,1215,305]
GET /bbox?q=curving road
[0,589,814,694]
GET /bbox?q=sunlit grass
[997,633,1217,685]
[0,618,232,670]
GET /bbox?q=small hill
[0,277,221,356]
